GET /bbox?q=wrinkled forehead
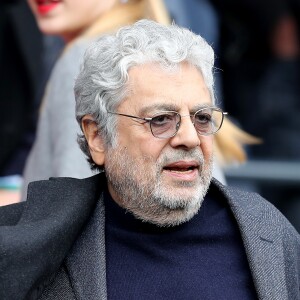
[120,62,212,114]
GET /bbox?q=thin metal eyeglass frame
[107,107,228,139]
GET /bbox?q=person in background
[0,20,299,299]
[20,0,258,201]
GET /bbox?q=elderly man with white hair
[0,20,299,300]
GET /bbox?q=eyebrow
[190,103,214,114]
[139,103,179,115]
[139,102,213,116]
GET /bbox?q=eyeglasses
[108,107,227,139]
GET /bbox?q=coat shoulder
[211,178,300,240]
[0,173,105,300]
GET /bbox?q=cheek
[200,137,214,161]
[115,119,163,157]
[138,139,166,160]
[117,128,166,161]
[124,138,166,163]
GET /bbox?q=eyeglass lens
[150,108,223,138]
[150,113,180,138]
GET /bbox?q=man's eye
[195,113,212,124]
[151,114,174,126]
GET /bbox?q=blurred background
[1,0,299,231]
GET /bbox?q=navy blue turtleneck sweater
[104,185,258,300]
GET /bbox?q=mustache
[158,148,204,166]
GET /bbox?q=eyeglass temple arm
[107,111,151,122]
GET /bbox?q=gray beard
[105,147,212,227]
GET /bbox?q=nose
[169,116,200,149]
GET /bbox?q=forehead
[122,62,212,113]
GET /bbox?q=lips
[163,161,199,172]
[163,161,200,180]
[36,0,61,15]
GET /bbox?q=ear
[81,115,105,166]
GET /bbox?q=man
[0,20,299,300]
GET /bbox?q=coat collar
[212,179,288,300]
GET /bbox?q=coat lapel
[65,193,107,300]
[213,180,288,300]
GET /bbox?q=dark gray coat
[0,173,299,300]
